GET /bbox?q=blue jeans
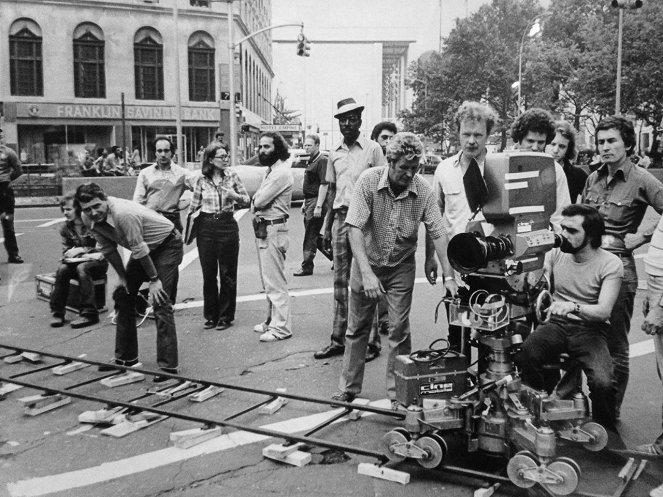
[608,254,638,415]
[50,260,108,317]
[114,232,183,370]
[338,256,415,399]
[518,317,615,430]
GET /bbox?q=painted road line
[0,233,24,244]
[36,217,65,228]
[6,399,391,497]
[630,338,654,358]
[15,218,62,224]
[173,276,437,310]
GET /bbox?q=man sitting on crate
[75,183,183,381]
[49,192,108,328]
[517,204,623,432]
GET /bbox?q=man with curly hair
[331,132,457,408]
[510,108,571,230]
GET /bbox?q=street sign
[259,124,301,132]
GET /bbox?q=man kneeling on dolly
[517,204,623,432]
[331,132,457,409]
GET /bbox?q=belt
[156,229,180,250]
[333,207,348,215]
[260,217,287,225]
[200,211,234,220]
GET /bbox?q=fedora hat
[334,98,364,119]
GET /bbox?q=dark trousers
[50,260,108,317]
[114,232,183,370]
[197,214,239,324]
[159,211,183,234]
[300,198,325,272]
[608,255,637,416]
[0,182,19,257]
[518,318,616,430]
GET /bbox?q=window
[188,33,215,102]
[190,0,210,6]
[73,24,105,98]
[9,20,43,96]
[134,28,164,100]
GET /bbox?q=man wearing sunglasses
[133,136,196,233]
[314,98,386,361]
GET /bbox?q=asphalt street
[0,190,661,497]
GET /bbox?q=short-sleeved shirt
[582,160,663,251]
[85,196,174,259]
[133,162,196,214]
[302,152,328,199]
[346,166,446,268]
[548,247,623,322]
[252,159,293,220]
[326,134,386,209]
[645,214,663,277]
[0,145,22,183]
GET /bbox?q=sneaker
[98,359,139,372]
[216,320,232,330]
[634,442,663,456]
[70,316,99,329]
[50,315,65,328]
[203,320,216,330]
[331,391,356,403]
[365,345,380,363]
[253,322,269,333]
[259,331,292,342]
[153,368,178,383]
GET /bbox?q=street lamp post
[516,13,550,114]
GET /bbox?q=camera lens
[448,233,512,273]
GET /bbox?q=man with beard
[314,98,386,360]
[426,101,497,359]
[517,204,623,431]
[583,116,663,421]
[251,132,294,342]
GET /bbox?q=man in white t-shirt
[518,204,623,432]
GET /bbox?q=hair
[305,134,320,146]
[201,142,229,178]
[594,115,636,156]
[259,132,290,161]
[553,120,577,161]
[59,191,79,215]
[385,132,424,162]
[510,108,556,145]
[561,204,605,249]
[215,132,224,140]
[454,101,499,135]
[152,136,176,153]
[74,183,107,209]
[370,121,398,141]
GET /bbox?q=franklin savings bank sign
[18,103,221,122]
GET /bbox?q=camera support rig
[384,152,608,495]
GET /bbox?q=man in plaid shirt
[331,133,458,408]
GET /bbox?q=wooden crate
[36,273,107,313]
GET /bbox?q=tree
[271,89,301,125]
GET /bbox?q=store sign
[16,103,220,122]
[259,124,301,132]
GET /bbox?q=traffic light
[611,0,643,8]
[296,33,310,57]
[234,102,242,120]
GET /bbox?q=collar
[377,167,419,198]
[308,151,321,163]
[155,161,173,171]
[452,151,486,170]
[597,159,631,181]
[334,133,366,152]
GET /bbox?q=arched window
[73,23,105,98]
[9,19,43,96]
[188,32,215,102]
[134,28,164,100]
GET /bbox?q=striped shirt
[346,166,446,268]
[189,168,250,214]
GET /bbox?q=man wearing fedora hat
[314,98,386,361]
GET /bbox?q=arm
[315,183,329,218]
[348,225,384,300]
[425,174,446,283]
[550,276,621,322]
[132,171,147,204]
[626,176,663,250]
[104,249,128,289]
[229,171,251,208]
[8,150,22,181]
[136,254,169,306]
[253,169,289,210]
[430,233,457,295]
[643,275,663,335]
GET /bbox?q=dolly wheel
[507,453,537,488]
[543,460,579,496]
[580,421,608,452]
[380,430,408,463]
[414,435,446,469]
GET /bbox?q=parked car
[421,154,442,174]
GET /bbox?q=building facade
[0,0,273,166]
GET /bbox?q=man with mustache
[314,98,386,360]
[251,132,294,342]
[517,204,623,432]
[582,115,663,421]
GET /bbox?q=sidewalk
[16,196,59,208]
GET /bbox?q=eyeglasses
[213,155,229,161]
[156,149,172,153]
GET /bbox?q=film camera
[387,152,607,495]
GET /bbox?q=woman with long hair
[188,143,249,330]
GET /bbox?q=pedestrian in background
[50,192,108,328]
[546,120,587,204]
[0,128,24,264]
[294,134,329,277]
[189,143,249,331]
[251,132,293,342]
[133,136,195,233]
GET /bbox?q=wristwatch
[444,276,454,282]
[573,302,581,314]
[149,275,159,283]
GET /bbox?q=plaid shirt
[189,168,250,214]
[346,167,446,268]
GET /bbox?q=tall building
[0,0,273,166]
